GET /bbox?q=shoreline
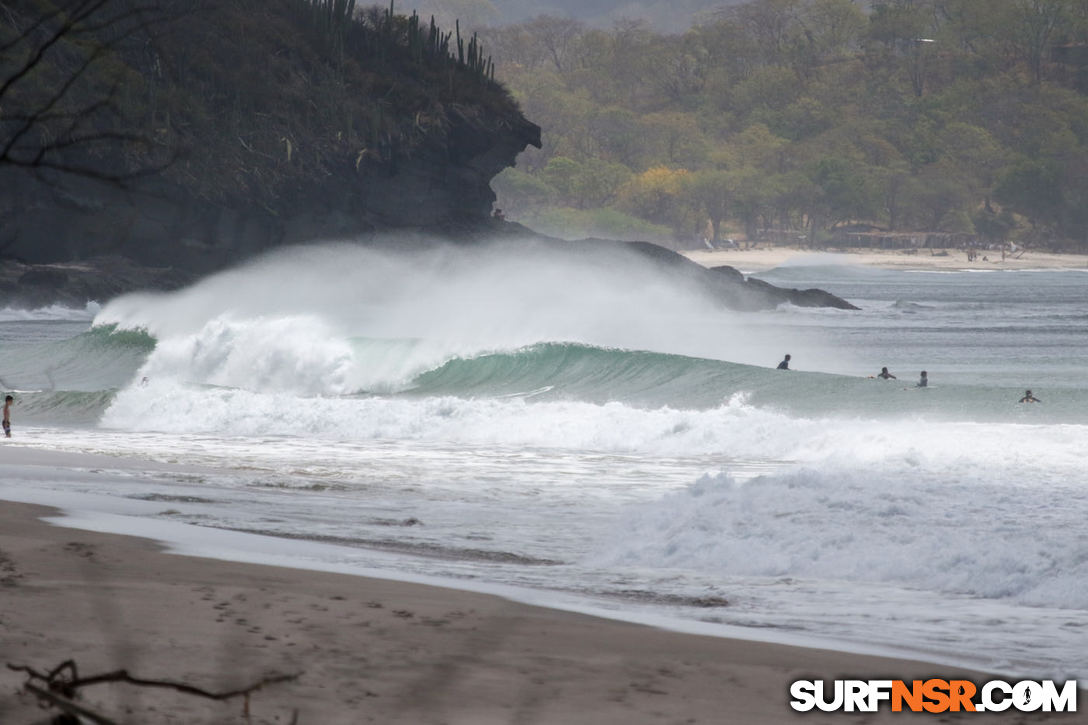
[1,498,1055,725]
[0,443,991,669]
[681,247,1088,273]
[3,447,1078,723]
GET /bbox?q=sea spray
[92,240,847,376]
[0,301,100,322]
[138,315,357,395]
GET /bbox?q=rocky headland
[0,0,854,313]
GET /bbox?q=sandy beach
[682,247,1088,273]
[1,448,1084,723]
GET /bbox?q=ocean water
[2,242,1086,681]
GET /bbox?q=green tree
[690,17,762,82]
[487,0,1088,249]
[524,206,674,243]
[790,0,867,72]
[900,164,975,231]
[730,65,802,116]
[973,206,1016,243]
[935,0,1016,78]
[731,167,783,238]
[617,166,694,237]
[994,160,1063,237]
[539,156,584,203]
[726,123,789,170]
[492,167,557,215]
[524,15,585,72]
[538,155,632,207]
[865,1,937,96]
[575,157,634,207]
[641,112,708,167]
[685,170,734,242]
[725,0,804,66]
[807,156,880,231]
[934,122,1008,209]
[1056,151,1088,243]
[585,106,644,167]
[647,41,709,102]
[1007,0,1073,83]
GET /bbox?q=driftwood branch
[9,660,301,721]
[22,681,118,725]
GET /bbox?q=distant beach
[683,247,1088,273]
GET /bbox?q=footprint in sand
[0,549,21,586]
[63,541,97,560]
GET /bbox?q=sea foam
[594,464,1088,610]
[0,302,100,322]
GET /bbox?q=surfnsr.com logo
[790,679,1078,713]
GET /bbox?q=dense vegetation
[482,0,1088,249]
[0,0,517,209]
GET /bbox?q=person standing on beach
[3,395,12,437]
[777,354,791,370]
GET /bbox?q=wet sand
[1,489,1083,723]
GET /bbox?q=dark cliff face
[0,96,541,274]
[0,0,541,273]
[0,1,852,314]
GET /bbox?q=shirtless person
[1018,389,1040,403]
[3,395,12,438]
[877,367,896,380]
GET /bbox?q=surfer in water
[917,371,928,387]
[877,367,896,380]
[1018,389,1040,403]
[777,354,791,370]
[3,394,12,437]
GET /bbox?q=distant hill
[398,0,749,33]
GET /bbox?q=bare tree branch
[9,659,302,722]
[0,0,190,185]
[22,681,119,725]
[0,0,109,100]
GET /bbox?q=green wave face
[0,324,156,424]
[404,341,1088,423]
[84,324,158,351]
[12,390,120,426]
[403,342,734,408]
[7,326,1087,427]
